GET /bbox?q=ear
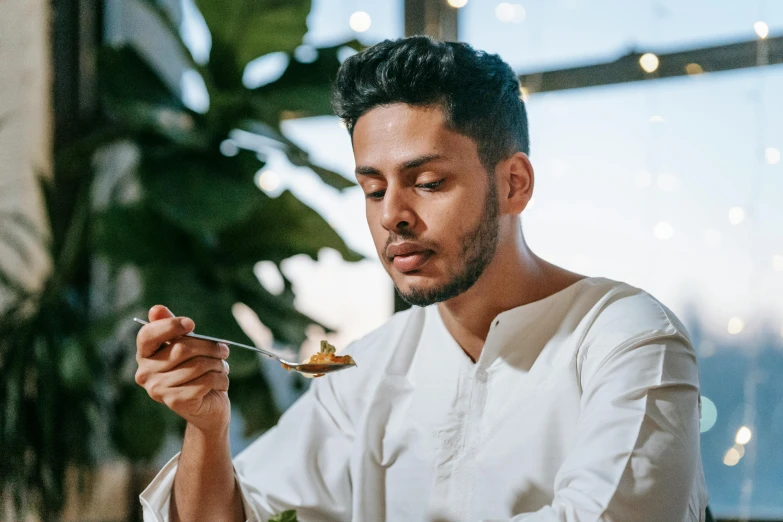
[499,152,534,214]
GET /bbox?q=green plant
[0,0,363,517]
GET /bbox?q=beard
[393,176,500,307]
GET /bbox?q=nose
[380,185,416,233]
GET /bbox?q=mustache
[383,231,438,257]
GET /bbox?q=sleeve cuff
[139,452,262,522]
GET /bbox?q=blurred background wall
[0,0,52,316]
[1,0,781,521]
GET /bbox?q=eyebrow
[355,153,443,176]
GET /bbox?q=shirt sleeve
[139,376,354,522]
[487,335,705,522]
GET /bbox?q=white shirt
[141,276,708,521]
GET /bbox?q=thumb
[148,304,175,322]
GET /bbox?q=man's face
[352,103,500,306]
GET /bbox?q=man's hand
[135,305,231,435]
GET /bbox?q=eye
[366,189,386,201]
[417,179,445,191]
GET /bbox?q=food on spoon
[281,340,355,377]
[305,340,356,366]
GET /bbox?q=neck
[437,225,583,362]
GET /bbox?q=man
[137,36,708,521]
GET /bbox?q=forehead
[352,104,478,168]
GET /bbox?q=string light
[685,63,704,75]
[519,86,530,101]
[653,221,674,240]
[639,53,659,73]
[765,147,781,164]
[447,0,469,7]
[649,115,664,123]
[727,317,744,335]
[736,426,753,445]
[349,11,372,32]
[754,21,769,39]
[728,206,745,225]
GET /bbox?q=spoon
[132,318,356,376]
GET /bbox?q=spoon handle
[132,318,283,362]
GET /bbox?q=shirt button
[476,370,488,383]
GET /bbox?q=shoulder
[579,277,692,350]
[575,278,695,380]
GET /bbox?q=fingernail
[223,360,230,374]
[218,343,229,356]
[180,317,194,331]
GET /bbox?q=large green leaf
[219,190,363,264]
[196,0,311,72]
[93,204,190,266]
[99,46,208,147]
[140,265,264,378]
[139,149,262,235]
[99,46,182,109]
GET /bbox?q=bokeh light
[255,169,280,192]
[495,3,526,23]
[765,147,781,165]
[727,317,744,335]
[754,21,770,39]
[724,446,741,466]
[349,11,372,32]
[728,207,745,225]
[700,396,718,433]
[736,426,753,445]
[639,53,660,73]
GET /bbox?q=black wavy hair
[332,36,530,172]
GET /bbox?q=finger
[136,316,196,359]
[148,304,175,322]
[143,364,228,404]
[162,356,228,388]
[152,339,229,364]
[136,342,229,384]
[162,372,230,411]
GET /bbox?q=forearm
[171,422,245,522]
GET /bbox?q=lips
[386,242,434,273]
[392,251,433,273]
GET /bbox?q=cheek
[420,192,481,243]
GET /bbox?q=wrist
[184,420,230,450]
